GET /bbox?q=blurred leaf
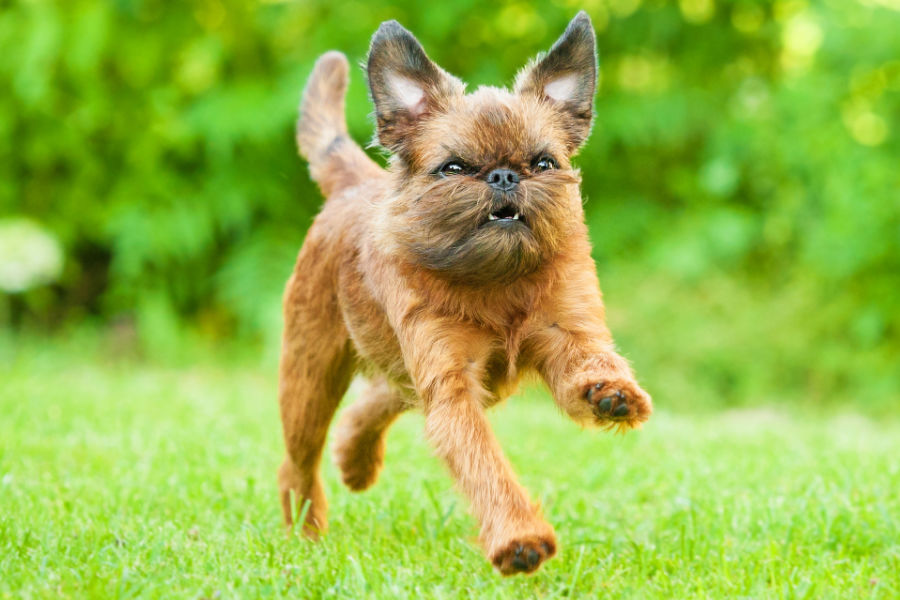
[2,0,899,408]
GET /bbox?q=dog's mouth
[484,203,525,226]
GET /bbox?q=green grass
[2,347,898,599]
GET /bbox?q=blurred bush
[1,0,898,408]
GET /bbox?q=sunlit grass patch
[1,351,898,598]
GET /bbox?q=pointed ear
[514,11,598,150]
[367,21,464,154]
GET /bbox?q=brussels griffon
[278,11,652,575]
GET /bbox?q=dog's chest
[337,266,409,383]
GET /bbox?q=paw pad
[587,385,630,418]
[584,380,652,430]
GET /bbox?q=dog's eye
[534,156,558,172]
[439,161,466,176]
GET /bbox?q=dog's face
[368,14,597,285]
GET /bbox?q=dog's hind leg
[277,263,355,539]
[332,377,410,491]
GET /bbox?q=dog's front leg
[401,321,556,575]
[532,321,653,431]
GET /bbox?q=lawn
[2,345,898,599]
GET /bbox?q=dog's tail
[297,51,382,197]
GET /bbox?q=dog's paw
[490,533,556,576]
[585,378,652,431]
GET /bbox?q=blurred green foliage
[1,0,898,408]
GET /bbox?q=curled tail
[297,51,382,197]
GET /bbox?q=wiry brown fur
[279,12,651,575]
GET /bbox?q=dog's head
[368,13,597,285]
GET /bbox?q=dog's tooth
[488,214,498,221]
[513,213,520,220]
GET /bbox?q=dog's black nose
[486,168,519,192]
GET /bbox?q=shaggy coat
[278,12,651,575]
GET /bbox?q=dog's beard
[393,170,581,285]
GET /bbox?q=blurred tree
[1,0,898,407]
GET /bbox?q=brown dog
[278,11,651,575]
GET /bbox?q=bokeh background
[2,0,898,412]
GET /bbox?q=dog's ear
[367,20,464,154]
[514,11,598,151]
